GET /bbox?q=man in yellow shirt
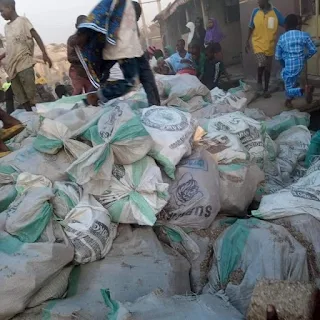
[245,0,285,98]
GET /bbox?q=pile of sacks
[0,74,319,319]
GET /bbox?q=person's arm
[67,36,79,65]
[246,9,257,53]
[275,39,283,61]
[30,29,52,68]
[305,34,318,60]
[274,8,285,28]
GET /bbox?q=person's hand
[86,93,99,106]
[266,305,279,320]
[245,40,251,54]
[266,290,320,320]
[43,53,52,68]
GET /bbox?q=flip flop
[0,124,25,141]
[0,151,11,158]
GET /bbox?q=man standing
[0,0,52,111]
[245,0,285,98]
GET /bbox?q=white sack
[52,181,83,219]
[97,157,169,226]
[253,160,320,221]
[33,107,103,155]
[8,110,41,143]
[0,145,74,182]
[228,81,256,105]
[159,148,220,229]
[63,194,118,264]
[203,112,265,167]
[219,163,265,215]
[211,87,247,112]
[266,110,310,139]
[67,103,153,195]
[0,184,17,213]
[273,214,320,287]
[156,74,212,103]
[141,106,197,178]
[201,131,249,164]
[0,216,74,320]
[204,218,309,315]
[102,290,244,320]
[5,174,54,243]
[40,225,191,319]
[274,125,311,182]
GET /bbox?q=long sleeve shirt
[275,30,317,75]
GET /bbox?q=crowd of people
[151,17,229,90]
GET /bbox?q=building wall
[240,0,300,78]
[204,0,242,65]
[159,0,242,66]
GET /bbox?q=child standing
[275,14,317,107]
[0,0,52,111]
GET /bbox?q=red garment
[177,69,197,76]
[69,66,92,95]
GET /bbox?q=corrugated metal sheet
[153,0,190,21]
[154,0,241,21]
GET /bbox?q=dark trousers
[100,55,160,106]
[5,87,14,114]
[137,54,160,106]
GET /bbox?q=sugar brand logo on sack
[66,219,110,263]
[179,158,208,171]
[99,105,123,140]
[142,108,189,131]
[112,164,125,181]
[168,206,213,220]
[291,186,320,202]
[174,173,203,207]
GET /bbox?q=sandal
[0,124,25,141]
[0,151,11,158]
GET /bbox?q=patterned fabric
[255,53,273,69]
[275,30,317,98]
[76,0,126,88]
